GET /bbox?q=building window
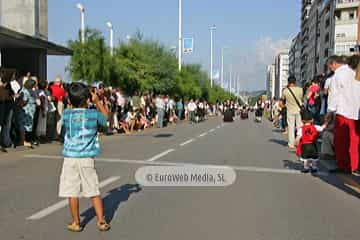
[325,18,330,28]
[324,48,329,58]
[349,11,355,20]
[325,33,330,43]
[335,10,341,20]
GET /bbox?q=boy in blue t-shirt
[58,82,110,232]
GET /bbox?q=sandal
[97,220,111,232]
[67,222,83,232]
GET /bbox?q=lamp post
[229,64,232,93]
[221,47,228,89]
[76,3,85,43]
[106,21,114,56]
[210,25,216,88]
[178,0,182,71]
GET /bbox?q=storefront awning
[0,26,72,56]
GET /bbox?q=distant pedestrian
[176,98,184,120]
[156,95,165,128]
[255,97,264,122]
[58,83,110,232]
[187,99,197,123]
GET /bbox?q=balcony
[336,0,360,9]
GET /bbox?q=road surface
[1,116,360,240]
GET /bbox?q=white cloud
[255,36,292,64]
[231,36,292,91]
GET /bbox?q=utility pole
[178,0,182,71]
[210,25,216,88]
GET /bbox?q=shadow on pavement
[282,160,303,171]
[80,184,142,226]
[315,174,360,199]
[153,133,174,138]
[269,139,288,147]
[283,159,360,199]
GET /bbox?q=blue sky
[47,0,300,91]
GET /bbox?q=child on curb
[58,82,110,232]
[296,110,326,173]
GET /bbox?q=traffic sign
[183,38,194,54]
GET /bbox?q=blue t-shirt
[62,108,107,158]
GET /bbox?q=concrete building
[300,0,315,84]
[334,0,360,56]
[0,0,71,80]
[307,0,320,81]
[274,52,289,99]
[317,0,336,74]
[289,33,302,85]
[266,64,276,99]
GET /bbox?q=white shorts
[59,158,100,198]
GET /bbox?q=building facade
[0,0,71,80]
[300,0,315,84]
[334,0,360,56]
[317,0,336,74]
[266,64,276,99]
[274,52,289,99]
[289,33,302,85]
[0,0,48,39]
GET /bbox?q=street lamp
[229,64,232,93]
[210,25,216,88]
[76,3,85,44]
[178,0,182,71]
[106,21,114,56]
[221,47,228,89]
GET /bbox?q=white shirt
[10,80,21,94]
[156,97,165,110]
[188,102,197,112]
[324,75,333,90]
[327,65,360,120]
[116,92,125,108]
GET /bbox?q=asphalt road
[1,115,360,240]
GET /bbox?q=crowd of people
[0,72,242,153]
[264,54,360,175]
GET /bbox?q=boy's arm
[91,91,109,119]
[315,124,327,133]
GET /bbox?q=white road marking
[147,149,175,162]
[179,139,195,146]
[209,128,216,133]
[26,155,305,175]
[217,125,221,129]
[27,176,120,220]
[25,154,62,160]
[198,132,208,138]
[24,154,141,163]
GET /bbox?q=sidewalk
[265,116,360,198]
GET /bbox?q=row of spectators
[266,54,360,175]
[0,73,235,152]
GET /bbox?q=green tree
[67,28,113,85]
[67,28,236,101]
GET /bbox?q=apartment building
[274,52,289,99]
[266,64,276,99]
[289,33,302,85]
